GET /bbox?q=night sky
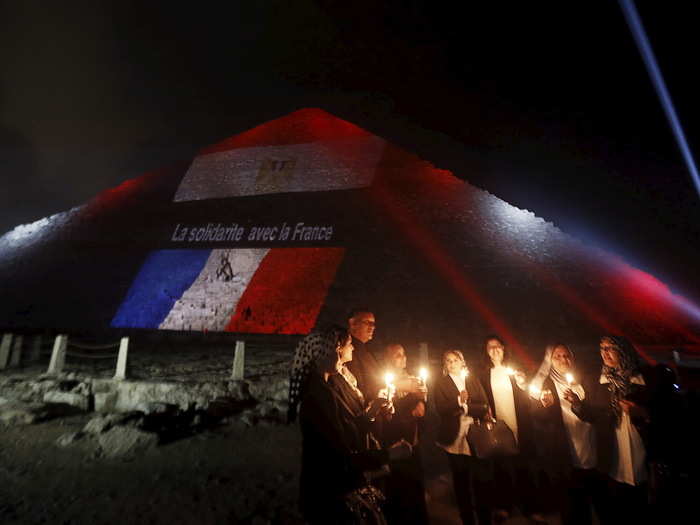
[1,1,698,301]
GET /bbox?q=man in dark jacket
[346,308,382,400]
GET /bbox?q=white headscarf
[530,344,582,399]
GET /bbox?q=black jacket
[571,367,652,477]
[346,337,382,400]
[299,372,387,521]
[433,373,489,447]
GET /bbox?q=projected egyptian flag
[111,247,344,334]
[173,136,385,202]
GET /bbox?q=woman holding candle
[566,335,653,524]
[530,343,601,524]
[476,335,538,522]
[295,326,411,524]
[381,344,426,446]
[381,343,429,525]
[435,349,491,525]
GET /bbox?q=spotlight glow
[619,0,700,199]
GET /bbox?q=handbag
[467,417,518,459]
[344,485,388,525]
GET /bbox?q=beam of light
[619,0,700,199]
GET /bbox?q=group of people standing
[434,335,656,525]
[288,308,677,525]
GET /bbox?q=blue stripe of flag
[111,249,211,328]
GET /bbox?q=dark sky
[1,1,698,300]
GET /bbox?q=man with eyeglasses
[346,308,382,400]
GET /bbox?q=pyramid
[1,108,698,366]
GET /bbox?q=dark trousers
[558,468,609,525]
[489,454,540,516]
[446,453,491,525]
[384,452,428,525]
[600,478,648,525]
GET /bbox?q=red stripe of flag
[225,247,345,334]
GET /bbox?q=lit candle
[460,367,469,379]
[418,367,429,383]
[529,384,541,397]
[418,367,429,401]
[565,373,574,386]
[505,367,515,376]
[384,372,395,400]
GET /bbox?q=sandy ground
[1,411,555,525]
[1,413,304,525]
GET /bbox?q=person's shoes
[493,509,510,523]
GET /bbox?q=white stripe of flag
[158,248,269,331]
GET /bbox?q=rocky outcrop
[0,399,44,426]
[97,426,159,459]
[1,356,290,425]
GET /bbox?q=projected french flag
[111,247,344,334]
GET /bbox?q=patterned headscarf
[600,335,641,424]
[287,326,348,423]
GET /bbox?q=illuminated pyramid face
[1,108,699,361]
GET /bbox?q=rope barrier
[68,340,121,350]
[65,351,119,359]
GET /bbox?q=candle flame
[419,367,428,382]
[529,384,541,396]
[565,373,574,385]
[384,372,395,385]
[460,368,469,378]
[505,367,515,375]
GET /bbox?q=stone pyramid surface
[1,108,698,365]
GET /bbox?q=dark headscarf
[600,335,641,424]
[287,325,348,423]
